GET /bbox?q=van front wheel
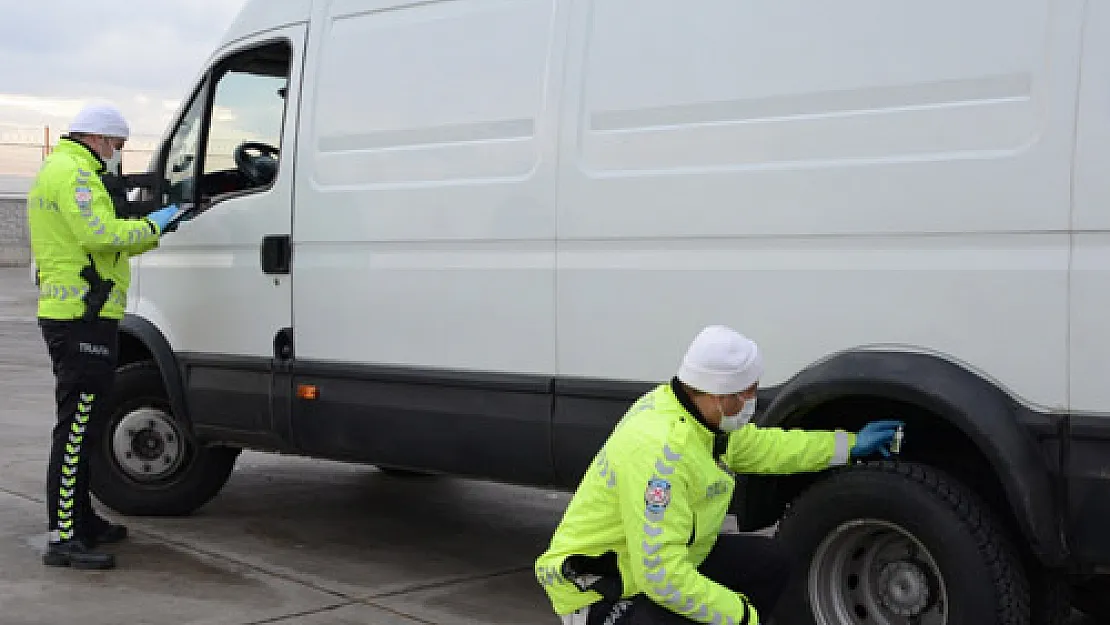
[772,461,1029,625]
[89,361,240,517]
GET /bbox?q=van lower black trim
[290,359,556,486]
[294,360,554,394]
[177,352,274,437]
[1063,415,1110,569]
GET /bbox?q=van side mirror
[101,172,165,219]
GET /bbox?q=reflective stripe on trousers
[56,392,94,541]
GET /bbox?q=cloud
[0,1,248,135]
[0,94,86,120]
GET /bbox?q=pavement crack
[0,485,356,604]
[0,484,42,505]
[361,565,534,600]
[353,602,438,625]
[237,601,357,625]
[349,568,536,625]
[129,526,357,601]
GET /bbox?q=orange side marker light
[297,384,319,400]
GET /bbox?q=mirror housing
[101,172,165,218]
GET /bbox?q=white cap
[68,102,130,139]
[676,325,764,395]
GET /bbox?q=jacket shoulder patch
[645,478,672,522]
[75,186,92,208]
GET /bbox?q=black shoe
[43,539,115,570]
[87,519,128,546]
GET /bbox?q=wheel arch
[737,348,1068,567]
[118,313,191,432]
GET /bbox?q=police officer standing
[27,102,179,570]
[535,325,903,624]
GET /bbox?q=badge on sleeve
[644,478,672,522]
[75,186,92,208]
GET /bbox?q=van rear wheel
[90,361,240,517]
[772,461,1029,625]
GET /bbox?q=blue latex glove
[850,420,905,459]
[146,204,179,233]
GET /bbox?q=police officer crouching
[26,102,180,570]
[535,325,903,624]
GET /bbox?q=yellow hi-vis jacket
[27,137,163,321]
[535,380,856,624]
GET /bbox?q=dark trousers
[39,318,119,543]
[587,534,792,625]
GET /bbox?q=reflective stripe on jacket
[27,137,162,320]
[535,380,856,624]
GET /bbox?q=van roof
[219,0,312,48]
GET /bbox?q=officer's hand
[147,205,178,233]
[850,420,904,459]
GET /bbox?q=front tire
[90,361,240,516]
[772,461,1029,625]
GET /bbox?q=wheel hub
[877,560,930,617]
[132,429,165,460]
[112,407,184,482]
[807,518,948,625]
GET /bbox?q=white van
[98,0,1110,622]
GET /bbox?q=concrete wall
[0,195,29,267]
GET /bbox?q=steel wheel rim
[807,518,948,625]
[111,406,186,483]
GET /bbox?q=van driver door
[132,24,306,442]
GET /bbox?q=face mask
[718,397,757,432]
[104,149,122,175]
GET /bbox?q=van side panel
[288,0,566,481]
[293,0,560,374]
[1070,0,1110,414]
[554,0,1080,411]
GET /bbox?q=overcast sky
[0,1,248,141]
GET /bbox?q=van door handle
[261,235,291,275]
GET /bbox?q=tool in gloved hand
[891,424,904,454]
[851,419,905,459]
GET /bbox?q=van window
[160,41,292,211]
[163,82,207,208]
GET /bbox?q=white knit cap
[676,325,764,395]
[68,102,130,139]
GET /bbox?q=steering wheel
[233,141,280,186]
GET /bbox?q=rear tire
[90,361,240,516]
[772,461,1029,625]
